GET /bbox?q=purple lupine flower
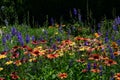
[78,13,81,22]
[11,27,17,36]
[93,63,97,69]
[114,16,120,25]
[56,36,61,42]
[50,17,54,26]
[105,37,109,43]
[84,41,89,46]
[32,36,35,41]
[2,36,6,45]
[112,24,118,31]
[97,23,101,31]
[87,63,91,71]
[112,36,115,41]
[99,65,102,76]
[6,34,11,40]
[116,39,120,46]
[109,46,115,59]
[73,8,77,16]
[106,31,109,37]
[52,44,57,50]
[17,32,24,46]
[25,34,30,43]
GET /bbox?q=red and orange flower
[114,73,120,80]
[104,59,117,66]
[47,53,59,59]
[57,73,68,79]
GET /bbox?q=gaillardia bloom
[88,54,101,61]
[57,73,68,79]
[104,59,117,66]
[47,53,59,59]
[114,73,120,80]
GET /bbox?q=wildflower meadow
[1,9,120,80]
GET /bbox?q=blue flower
[25,34,30,43]
[73,8,77,16]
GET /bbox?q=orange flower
[47,53,59,59]
[104,59,117,66]
[31,50,40,56]
[57,73,68,79]
[113,51,120,56]
[91,68,100,73]
[112,42,118,48]
[114,73,120,80]
[94,33,100,38]
[76,59,85,63]
[88,54,101,61]
[14,60,22,66]
[82,69,88,73]
[100,55,109,60]
[62,40,72,45]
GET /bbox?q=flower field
[1,16,120,80]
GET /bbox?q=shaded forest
[0,0,120,26]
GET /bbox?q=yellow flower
[69,42,76,46]
[0,55,7,59]
[0,67,3,71]
[94,33,100,38]
[69,52,74,55]
[55,32,58,35]
[5,61,13,65]
[29,58,36,62]
[79,47,85,51]
[14,60,22,66]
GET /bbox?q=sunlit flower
[88,54,101,61]
[94,33,100,38]
[104,59,117,66]
[10,72,19,80]
[5,61,13,65]
[76,58,85,63]
[74,37,84,41]
[29,57,36,62]
[0,55,7,59]
[91,68,100,73]
[57,73,68,79]
[14,60,22,66]
[79,46,86,51]
[114,73,120,80]
[47,53,59,59]
[112,42,118,48]
[31,50,40,56]
[0,67,3,71]
[113,51,120,56]
[62,40,72,45]
[100,55,109,60]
